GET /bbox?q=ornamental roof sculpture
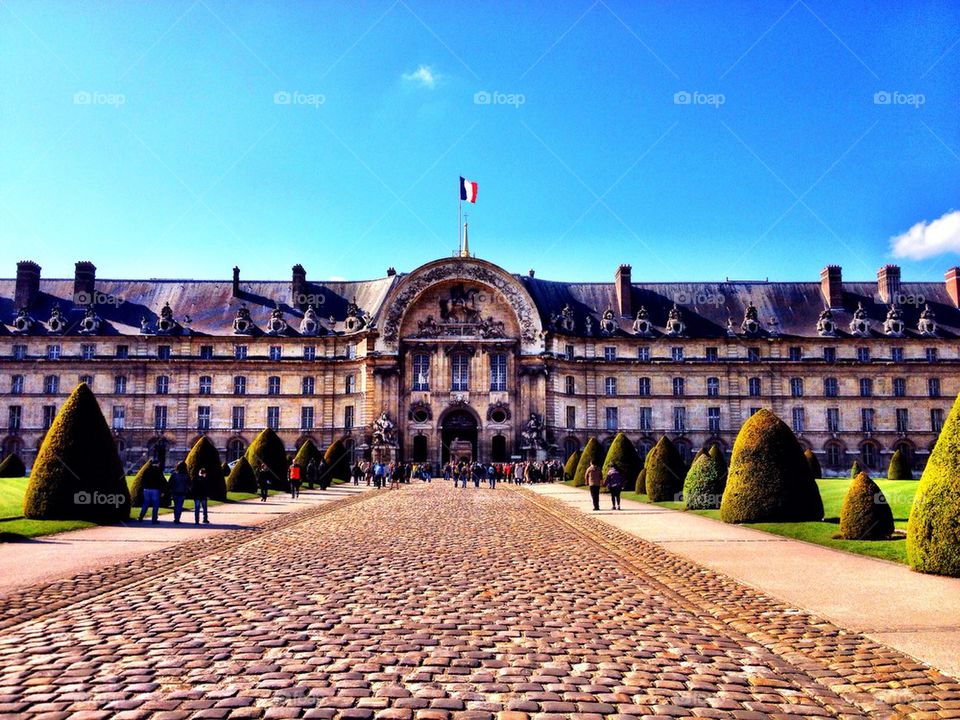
[741,302,760,335]
[664,303,685,336]
[918,303,937,336]
[884,305,905,337]
[78,306,101,335]
[849,302,870,337]
[46,304,66,334]
[267,307,289,335]
[817,308,836,337]
[633,306,653,336]
[232,304,256,335]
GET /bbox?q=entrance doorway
[412,435,428,462]
[441,409,478,464]
[491,434,507,462]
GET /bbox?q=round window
[412,409,429,423]
[490,409,507,424]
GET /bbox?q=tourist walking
[137,464,167,524]
[352,461,363,485]
[390,462,400,490]
[373,461,385,488]
[191,466,211,524]
[585,460,602,511]
[169,462,191,524]
[606,464,623,510]
[305,458,318,490]
[256,462,271,502]
[288,463,301,498]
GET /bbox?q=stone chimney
[15,261,41,309]
[232,266,240,297]
[73,261,96,305]
[291,264,307,309]
[615,264,633,317]
[386,267,396,277]
[946,267,960,308]
[820,265,843,308]
[877,264,901,304]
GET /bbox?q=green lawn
[0,475,278,542]
[572,478,917,564]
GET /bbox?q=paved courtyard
[0,484,957,720]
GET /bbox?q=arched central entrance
[441,410,478,464]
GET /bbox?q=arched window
[674,438,691,465]
[860,441,880,470]
[227,438,245,463]
[825,442,843,469]
[563,436,580,459]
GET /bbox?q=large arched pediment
[376,258,544,355]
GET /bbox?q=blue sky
[1,1,959,283]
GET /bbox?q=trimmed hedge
[130,460,168,506]
[887,449,912,481]
[804,449,822,481]
[839,471,894,540]
[563,449,581,482]
[635,467,646,495]
[684,452,726,510]
[720,409,824,523]
[602,433,642,487]
[572,437,604,487]
[23,383,130,521]
[246,428,289,490]
[0,452,26,478]
[226,456,258,493]
[324,439,351,483]
[644,436,686,502]
[185,436,227,501]
[294,439,324,470]
[908,392,960,576]
[850,460,862,479]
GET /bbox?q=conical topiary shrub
[708,443,727,476]
[186,436,227,501]
[226,455,258,493]
[839,471,894,540]
[293,438,324,470]
[324,439,351,482]
[572,437,604,487]
[645,436,686,502]
[684,452,726,510]
[563,449,581,482]
[602,433,642,488]
[887,449,912,481]
[23,383,130,521]
[0,452,26,478]
[221,461,231,478]
[804,449,822,481]
[130,460,168,506]
[908,393,960,576]
[720,409,823,523]
[850,460,862,479]
[245,428,288,490]
[635,467,646,494]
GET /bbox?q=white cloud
[891,210,960,260]
[402,65,440,89]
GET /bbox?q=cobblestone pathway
[0,484,957,720]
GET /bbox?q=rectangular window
[81,343,96,360]
[827,408,840,432]
[673,406,686,432]
[604,346,617,361]
[302,376,315,395]
[565,344,574,360]
[748,377,761,397]
[824,347,836,363]
[154,406,168,431]
[893,378,906,397]
[671,347,684,361]
[705,347,719,362]
[891,347,904,363]
[859,378,873,397]
[861,408,875,432]
[708,407,721,433]
[44,375,59,394]
[490,353,508,392]
[115,344,129,359]
[451,355,469,392]
[605,406,618,431]
[267,406,280,430]
[157,345,171,360]
[792,407,805,433]
[706,377,719,397]
[638,407,652,431]
[638,377,651,396]
[197,406,211,431]
[268,376,281,395]
[303,345,316,360]
[565,406,576,429]
[199,376,212,395]
[824,377,838,397]
[234,344,248,360]
[112,406,125,430]
[114,375,127,394]
[301,406,314,430]
[790,378,804,397]
[269,346,282,361]
[789,346,802,361]
[931,408,944,433]
[344,405,354,430]
[232,406,245,431]
[672,378,684,397]
[43,405,57,430]
[156,376,169,394]
[12,344,27,360]
[637,346,650,362]
[928,378,941,397]
[413,353,430,391]
[234,376,246,395]
[345,374,356,394]
[747,347,760,362]
[47,344,61,360]
[8,406,22,431]
[857,347,870,362]
[564,376,575,395]
[199,345,213,360]
[604,377,617,396]
[11,375,24,394]
[896,408,908,433]
[925,347,937,363]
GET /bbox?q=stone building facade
[1,253,958,475]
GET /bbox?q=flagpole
[458,194,462,256]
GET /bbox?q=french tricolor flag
[460,176,478,203]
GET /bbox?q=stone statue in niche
[520,413,545,449]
